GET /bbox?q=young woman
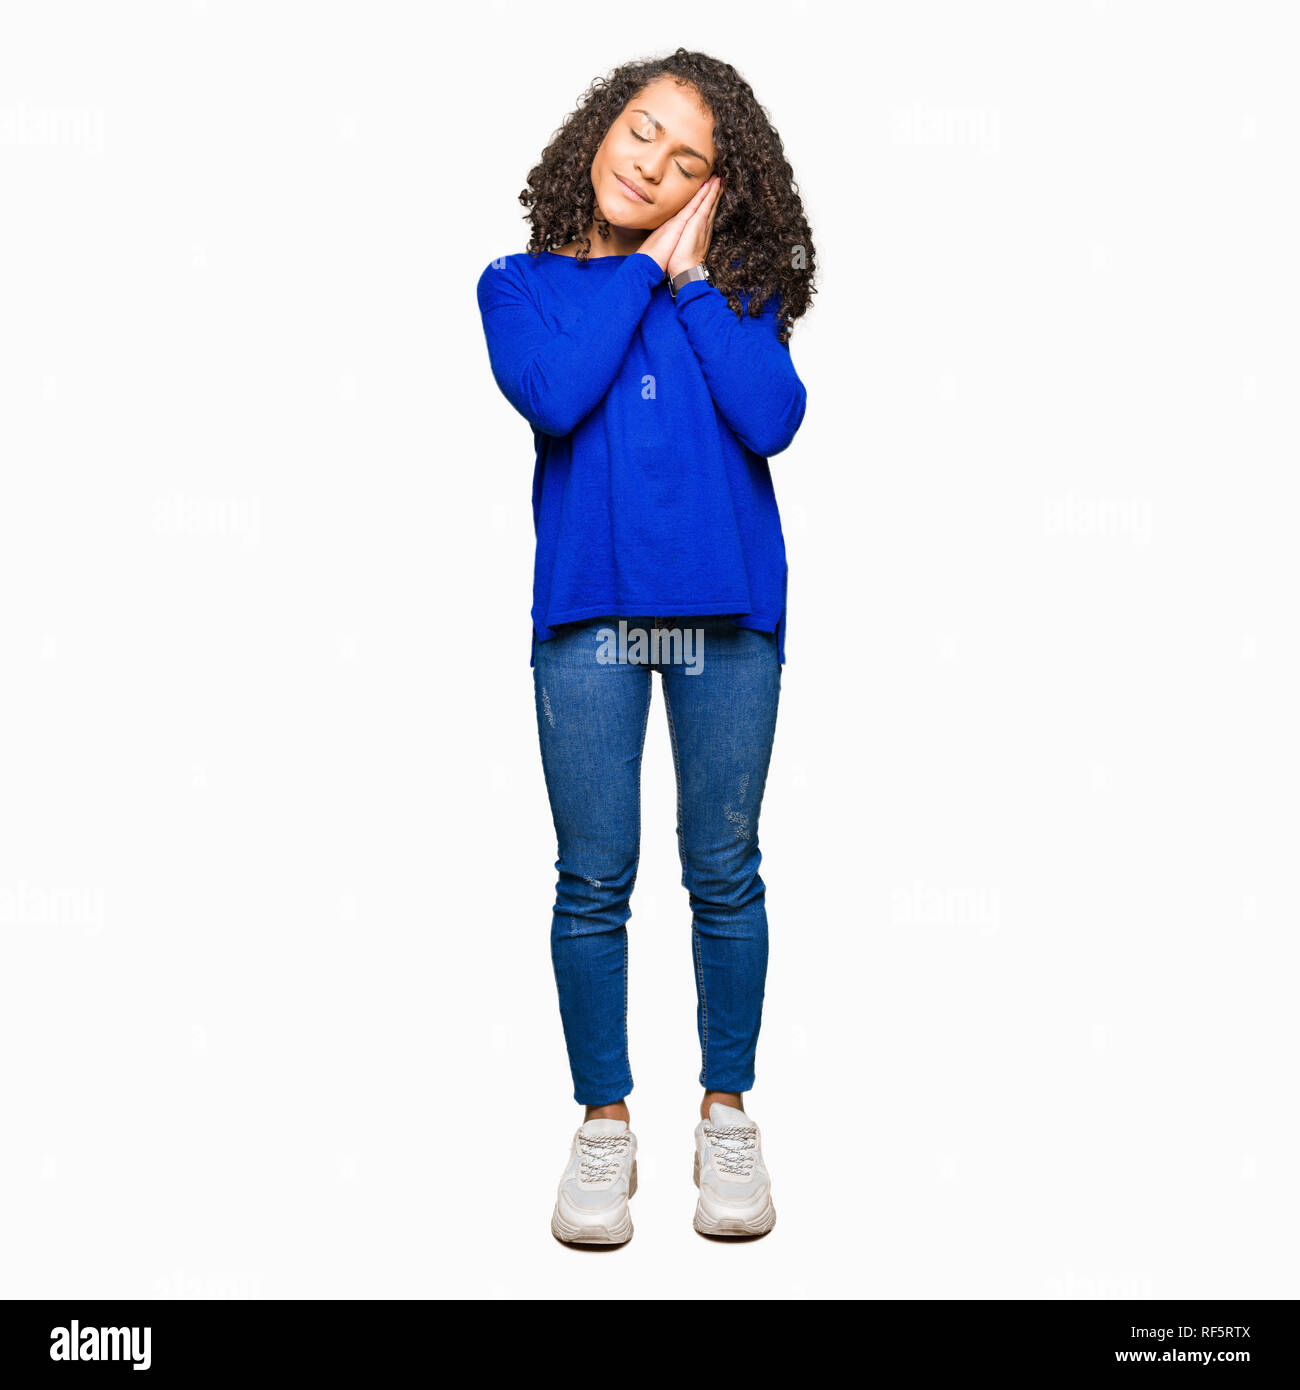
[476,49,815,1244]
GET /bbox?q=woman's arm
[476,253,665,438]
[671,281,808,458]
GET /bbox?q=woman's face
[590,76,716,230]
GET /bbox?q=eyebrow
[631,109,714,170]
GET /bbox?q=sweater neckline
[544,250,634,261]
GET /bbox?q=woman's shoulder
[479,248,560,279]
[478,249,541,294]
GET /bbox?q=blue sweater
[475,249,807,664]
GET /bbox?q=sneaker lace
[578,1133,630,1185]
[705,1123,759,1176]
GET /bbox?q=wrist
[668,262,711,299]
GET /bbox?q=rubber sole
[551,1160,638,1246]
[693,1151,776,1237]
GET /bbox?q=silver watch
[669,263,711,298]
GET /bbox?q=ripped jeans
[532,614,782,1107]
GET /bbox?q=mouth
[614,173,653,204]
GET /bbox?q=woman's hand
[666,176,723,279]
[638,176,721,273]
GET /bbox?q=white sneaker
[692,1102,776,1237]
[551,1117,638,1245]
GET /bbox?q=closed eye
[629,128,698,179]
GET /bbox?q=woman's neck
[574,221,650,258]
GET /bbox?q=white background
[2,1,1296,1299]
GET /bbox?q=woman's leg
[533,618,654,1109]
[658,619,782,1106]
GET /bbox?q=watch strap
[669,263,710,298]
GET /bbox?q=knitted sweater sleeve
[476,252,665,438]
[671,280,808,458]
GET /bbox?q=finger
[701,208,718,257]
[679,177,715,219]
[694,176,721,216]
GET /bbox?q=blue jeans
[532,614,782,1107]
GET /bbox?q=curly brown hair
[518,49,817,343]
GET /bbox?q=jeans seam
[622,671,653,1089]
[663,675,707,1083]
[660,679,688,877]
[693,923,708,1086]
[755,641,782,822]
[734,640,781,1093]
